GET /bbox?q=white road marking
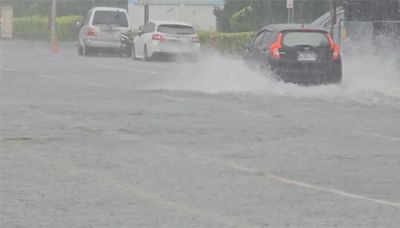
[132,60,176,70]
[239,110,271,118]
[6,53,31,57]
[154,94,187,102]
[353,130,400,142]
[88,63,160,75]
[38,74,59,80]
[226,162,400,208]
[0,67,15,72]
[191,154,400,209]
[88,83,106,88]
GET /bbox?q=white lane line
[5,53,31,57]
[88,83,106,88]
[88,63,160,75]
[353,130,400,142]
[227,162,400,209]
[191,154,400,209]
[239,110,271,118]
[38,74,59,80]
[0,67,15,72]
[154,94,187,102]
[133,61,177,70]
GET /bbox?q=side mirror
[243,41,251,50]
[75,21,82,28]
[138,25,144,36]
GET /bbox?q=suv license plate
[297,52,317,61]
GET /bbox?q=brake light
[270,33,283,59]
[192,36,199,43]
[152,33,165,42]
[87,27,96,36]
[327,34,341,60]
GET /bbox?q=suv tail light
[327,34,341,60]
[192,36,200,43]
[152,33,165,42]
[87,27,96,37]
[270,33,283,59]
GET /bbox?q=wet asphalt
[1,40,400,227]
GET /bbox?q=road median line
[352,130,400,142]
[154,94,187,102]
[195,154,400,209]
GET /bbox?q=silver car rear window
[282,31,330,48]
[157,25,195,35]
[92,11,128,27]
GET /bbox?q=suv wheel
[329,62,342,84]
[132,45,138,61]
[78,43,83,56]
[144,46,151,61]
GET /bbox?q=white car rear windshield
[282,31,330,48]
[92,11,128,27]
[157,24,195,35]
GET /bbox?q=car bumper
[152,41,201,55]
[85,38,121,49]
[271,60,341,84]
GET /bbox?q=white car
[77,7,130,56]
[132,20,201,60]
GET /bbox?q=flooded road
[1,41,400,227]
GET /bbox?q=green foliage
[56,15,81,41]
[2,0,127,17]
[198,31,256,55]
[13,15,49,40]
[13,15,80,41]
[230,6,257,32]
[215,0,332,32]
[214,0,251,32]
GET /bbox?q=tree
[1,0,128,17]
[215,0,332,32]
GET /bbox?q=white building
[128,0,224,31]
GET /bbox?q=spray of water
[151,39,400,105]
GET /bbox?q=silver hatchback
[77,7,130,56]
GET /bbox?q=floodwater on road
[1,40,400,228]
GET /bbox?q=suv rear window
[92,10,128,27]
[157,25,195,35]
[282,31,330,48]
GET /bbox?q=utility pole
[144,4,149,24]
[287,0,294,23]
[51,0,58,53]
[330,0,337,38]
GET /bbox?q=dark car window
[157,24,195,35]
[282,31,330,48]
[262,30,275,46]
[252,31,265,49]
[92,10,128,27]
[83,11,91,25]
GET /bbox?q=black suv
[244,24,342,85]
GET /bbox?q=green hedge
[198,31,256,55]
[13,15,80,41]
[12,16,255,55]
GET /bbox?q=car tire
[78,43,83,56]
[144,45,151,61]
[329,62,342,84]
[83,45,90,56]
[132,45,138,61]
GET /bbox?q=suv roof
[262,24,328,33]
[150,20,193,27]
[90,7,127,12]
